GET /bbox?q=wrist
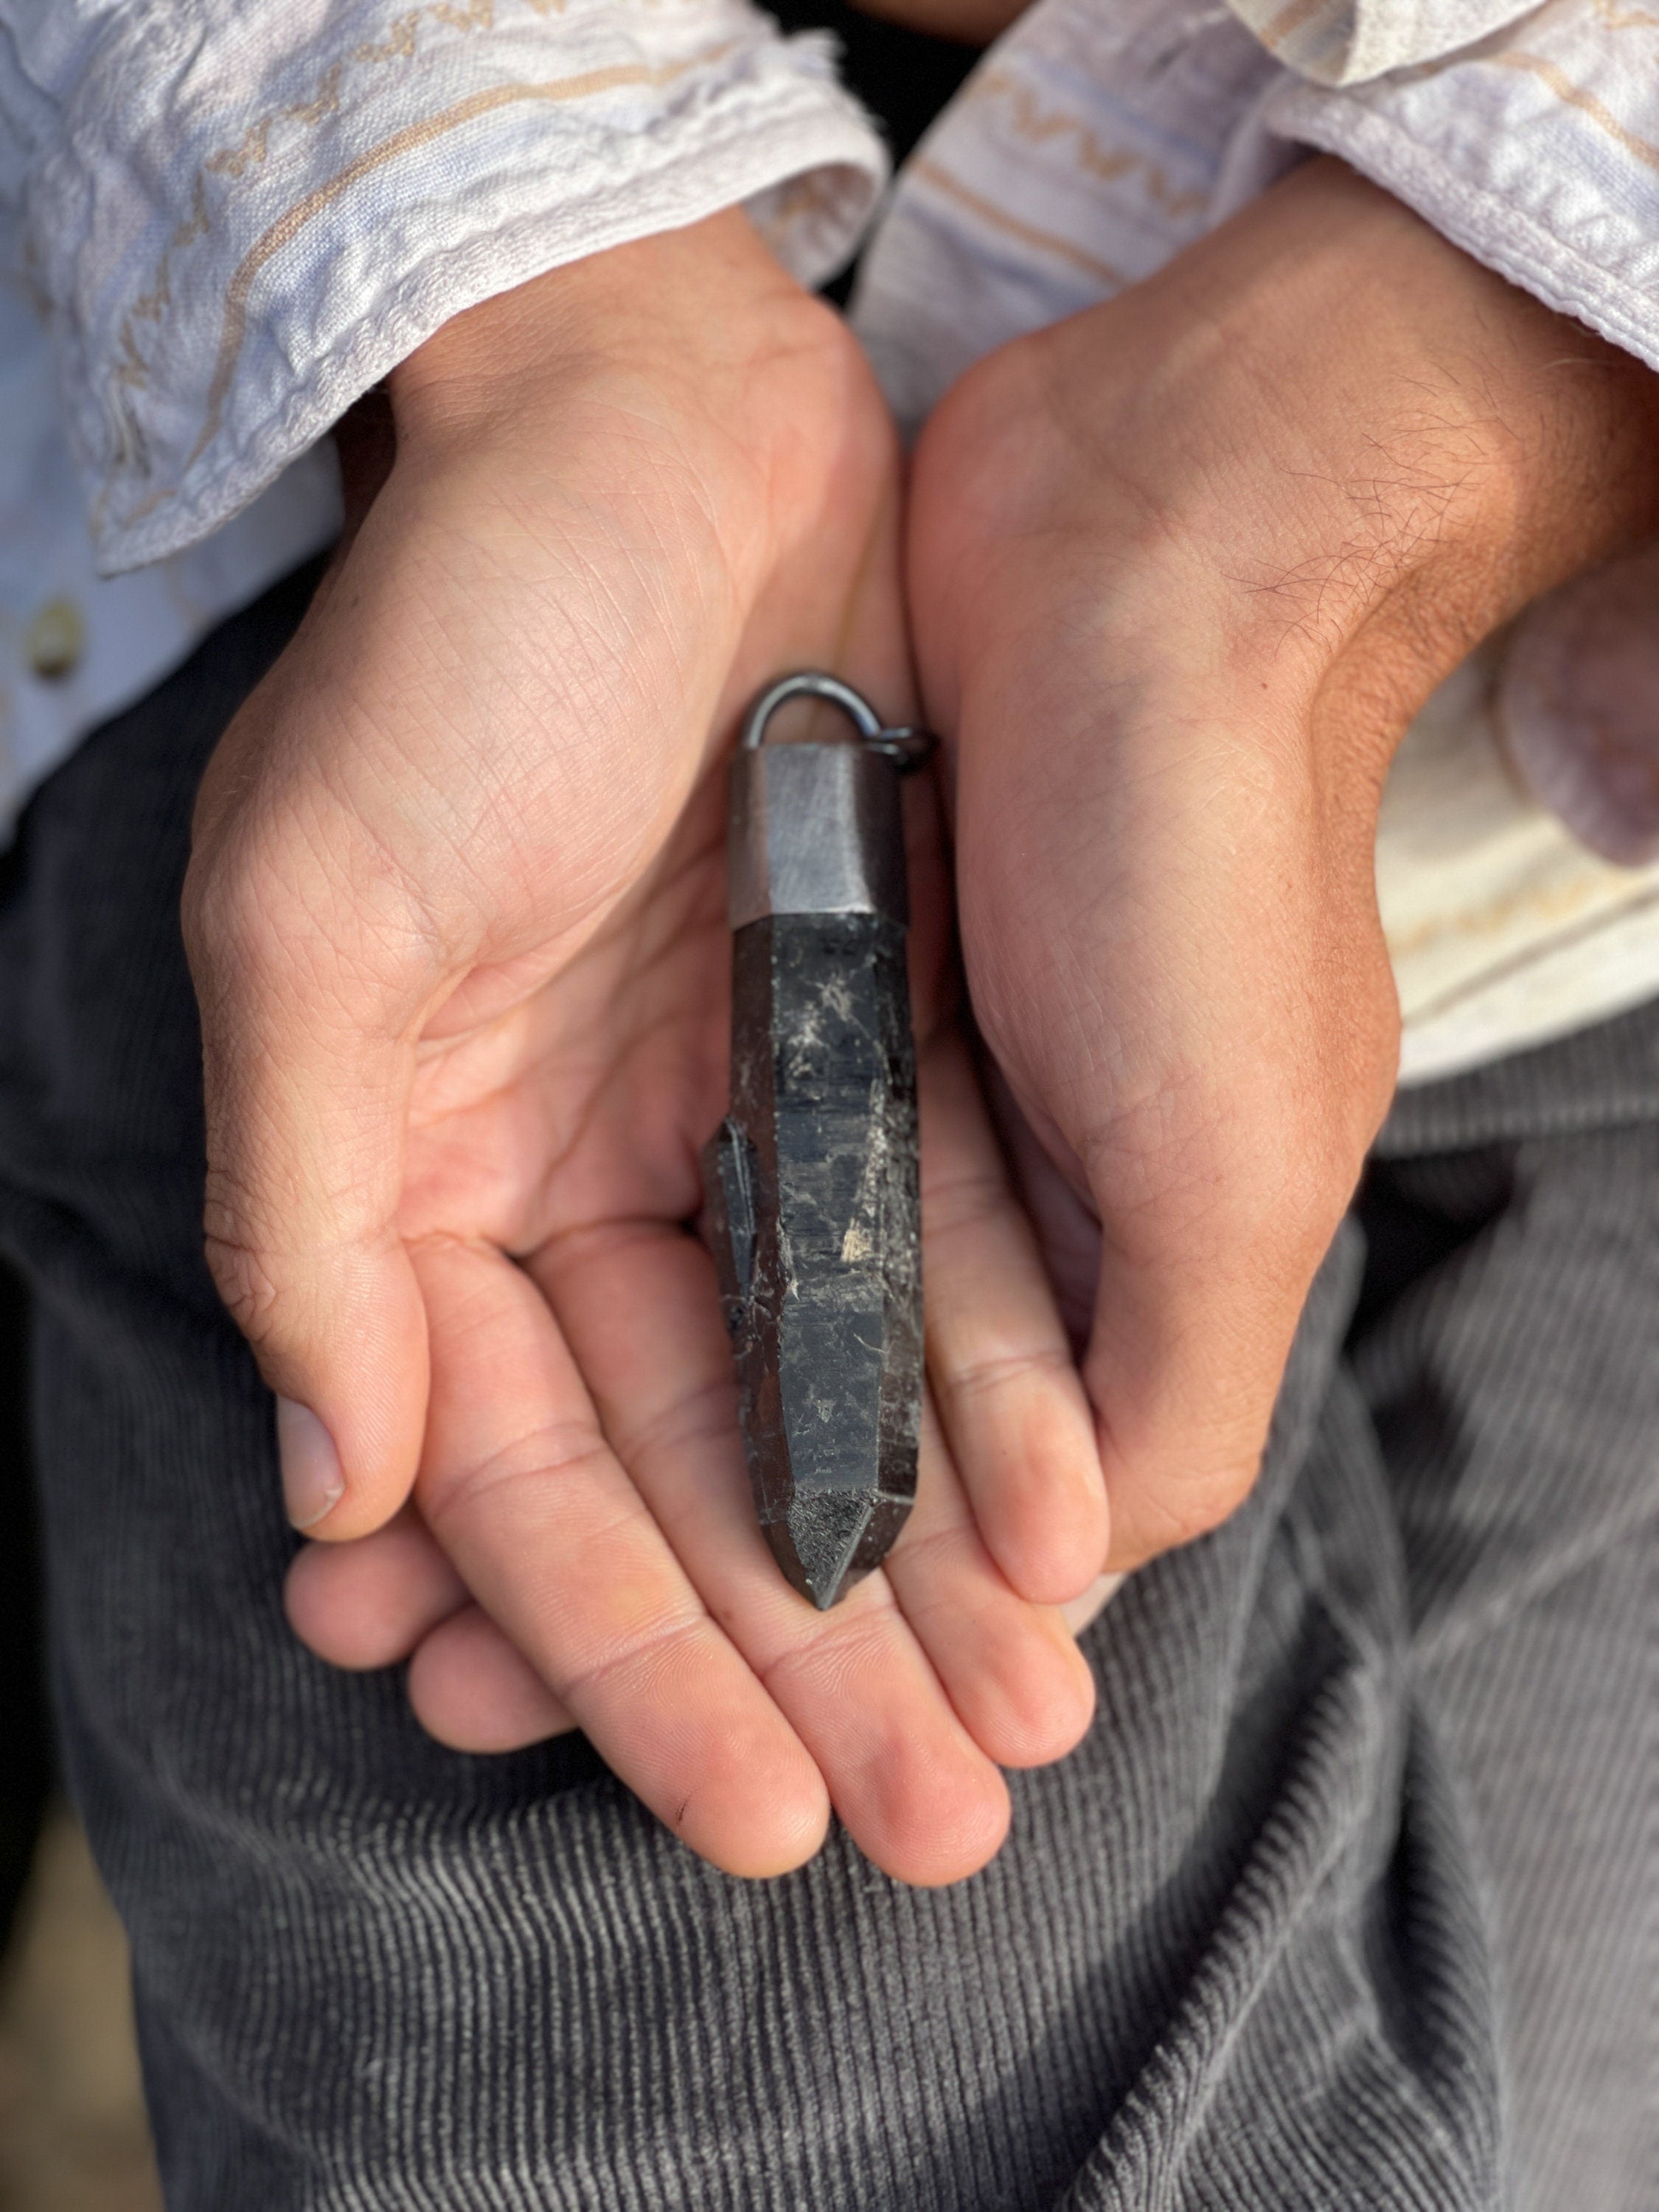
[1211,167,1658,659]
[387,211,827,477]
[922,159,1659,782]
[383,209,879,614]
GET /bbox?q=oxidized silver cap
[726,673,931,932]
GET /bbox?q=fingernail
[276,1397,344,1529]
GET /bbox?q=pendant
[703,675,933,1609]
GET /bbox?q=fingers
[279,1079,1105,1874]
[1060,1573,1123,1639]
[884,1390,1096,1770]
[285,1509,465,1669]
[533,1220,1015,1887]
[920,1030,1109,1602]
[293,1388,1096,1781]
[995,1065,1315,1571]
[289,1254,1096,1802]
[185,727,430,1543]
[968,1053,1290,1573]
[410,1234,830,1879]
[408,1608,575,1750]
[1081,1118,1345,1572]
[286,1510,577,1744]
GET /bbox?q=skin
[186,75,1659,1874]
[907,158,1659,1568]
[187,211,1105,1888]
[846,0,1029,40]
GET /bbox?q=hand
[905,158,1659,1571]
[185,212,1106,1887]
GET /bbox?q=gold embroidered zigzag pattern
[206,1,505,181]
[911,156,1125,288]
[114,0,563,408]
[964,66,1208,222]
[1488,48,1659,175]
[169,44,736,495]
[1588,0,1659,29]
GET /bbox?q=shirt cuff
[1223,0,1540,86]
[1260,0,1659,378]
[27,0,886,574]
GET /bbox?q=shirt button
[26,596,85,681]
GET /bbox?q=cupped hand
[905,158,1659,1572]
[186,211,1107,1886]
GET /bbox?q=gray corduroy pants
[0,565,1652,2211]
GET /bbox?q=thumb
[1084,1216,1325,1572]
[184,795,430,1543]
[1077,973,1393,1571]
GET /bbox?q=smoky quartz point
[702,675,929,1610]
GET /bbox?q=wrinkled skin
[907,159,1659,1571]
[187,212,1109,1888]
[189,158,1659,1886]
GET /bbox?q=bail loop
[740,672,935,771]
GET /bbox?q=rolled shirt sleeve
[0,0,887,573]
[851,0,1659,1085]
[858,0,1659,426]
[1222,0,1540,86]
[1258,1,1659,378]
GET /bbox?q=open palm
[187,216,1107,1885]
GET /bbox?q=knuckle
[420,1422,612,1530]
[182,823,306,997]
[562,1608,709,1710]
[755,1591,901,1703]
[202,1223,285,1345]
[914,331,1065,554]
[179,845,237,981]
[1193,1461,1258,1534]
[611,1374,739,1475]
[923,1161,1009,1241]
[942,1341,1072,1405]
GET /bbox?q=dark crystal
[703,912,922,1608]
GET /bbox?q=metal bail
[726,673,929,932]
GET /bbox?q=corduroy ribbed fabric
[0,566,1650,2211]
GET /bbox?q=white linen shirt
[3,0,1659,1080]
